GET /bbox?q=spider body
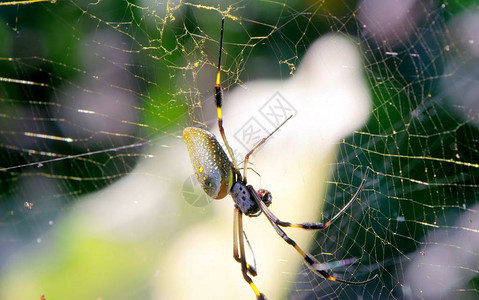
[182,18,376,300]
[183,127,271,216]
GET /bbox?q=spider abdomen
[183,127,234,199]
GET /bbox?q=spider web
[0,1,477,299]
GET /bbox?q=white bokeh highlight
[159,34,371,299]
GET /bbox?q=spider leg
[234,206,258,276]
[247,184,377,285]
[214,18,240,174]
[235,207,266,299]
[242,115,292,183]
[238,166,261,179]
[276,167,370,230]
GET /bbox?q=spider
[183,18,377,299]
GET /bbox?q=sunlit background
[0,1,478,299]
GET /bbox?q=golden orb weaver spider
[183,18,377,300]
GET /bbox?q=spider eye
[257,188,272,206]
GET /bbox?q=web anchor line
[1,141,150,171]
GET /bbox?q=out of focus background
[0,0,478,299]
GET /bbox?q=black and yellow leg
[214,17,240,173]
[271,167,370,230]
[233,206,257,276]
[248,184,378,285]
[235,207,266,299]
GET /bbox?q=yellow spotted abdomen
[183,127,234,199]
